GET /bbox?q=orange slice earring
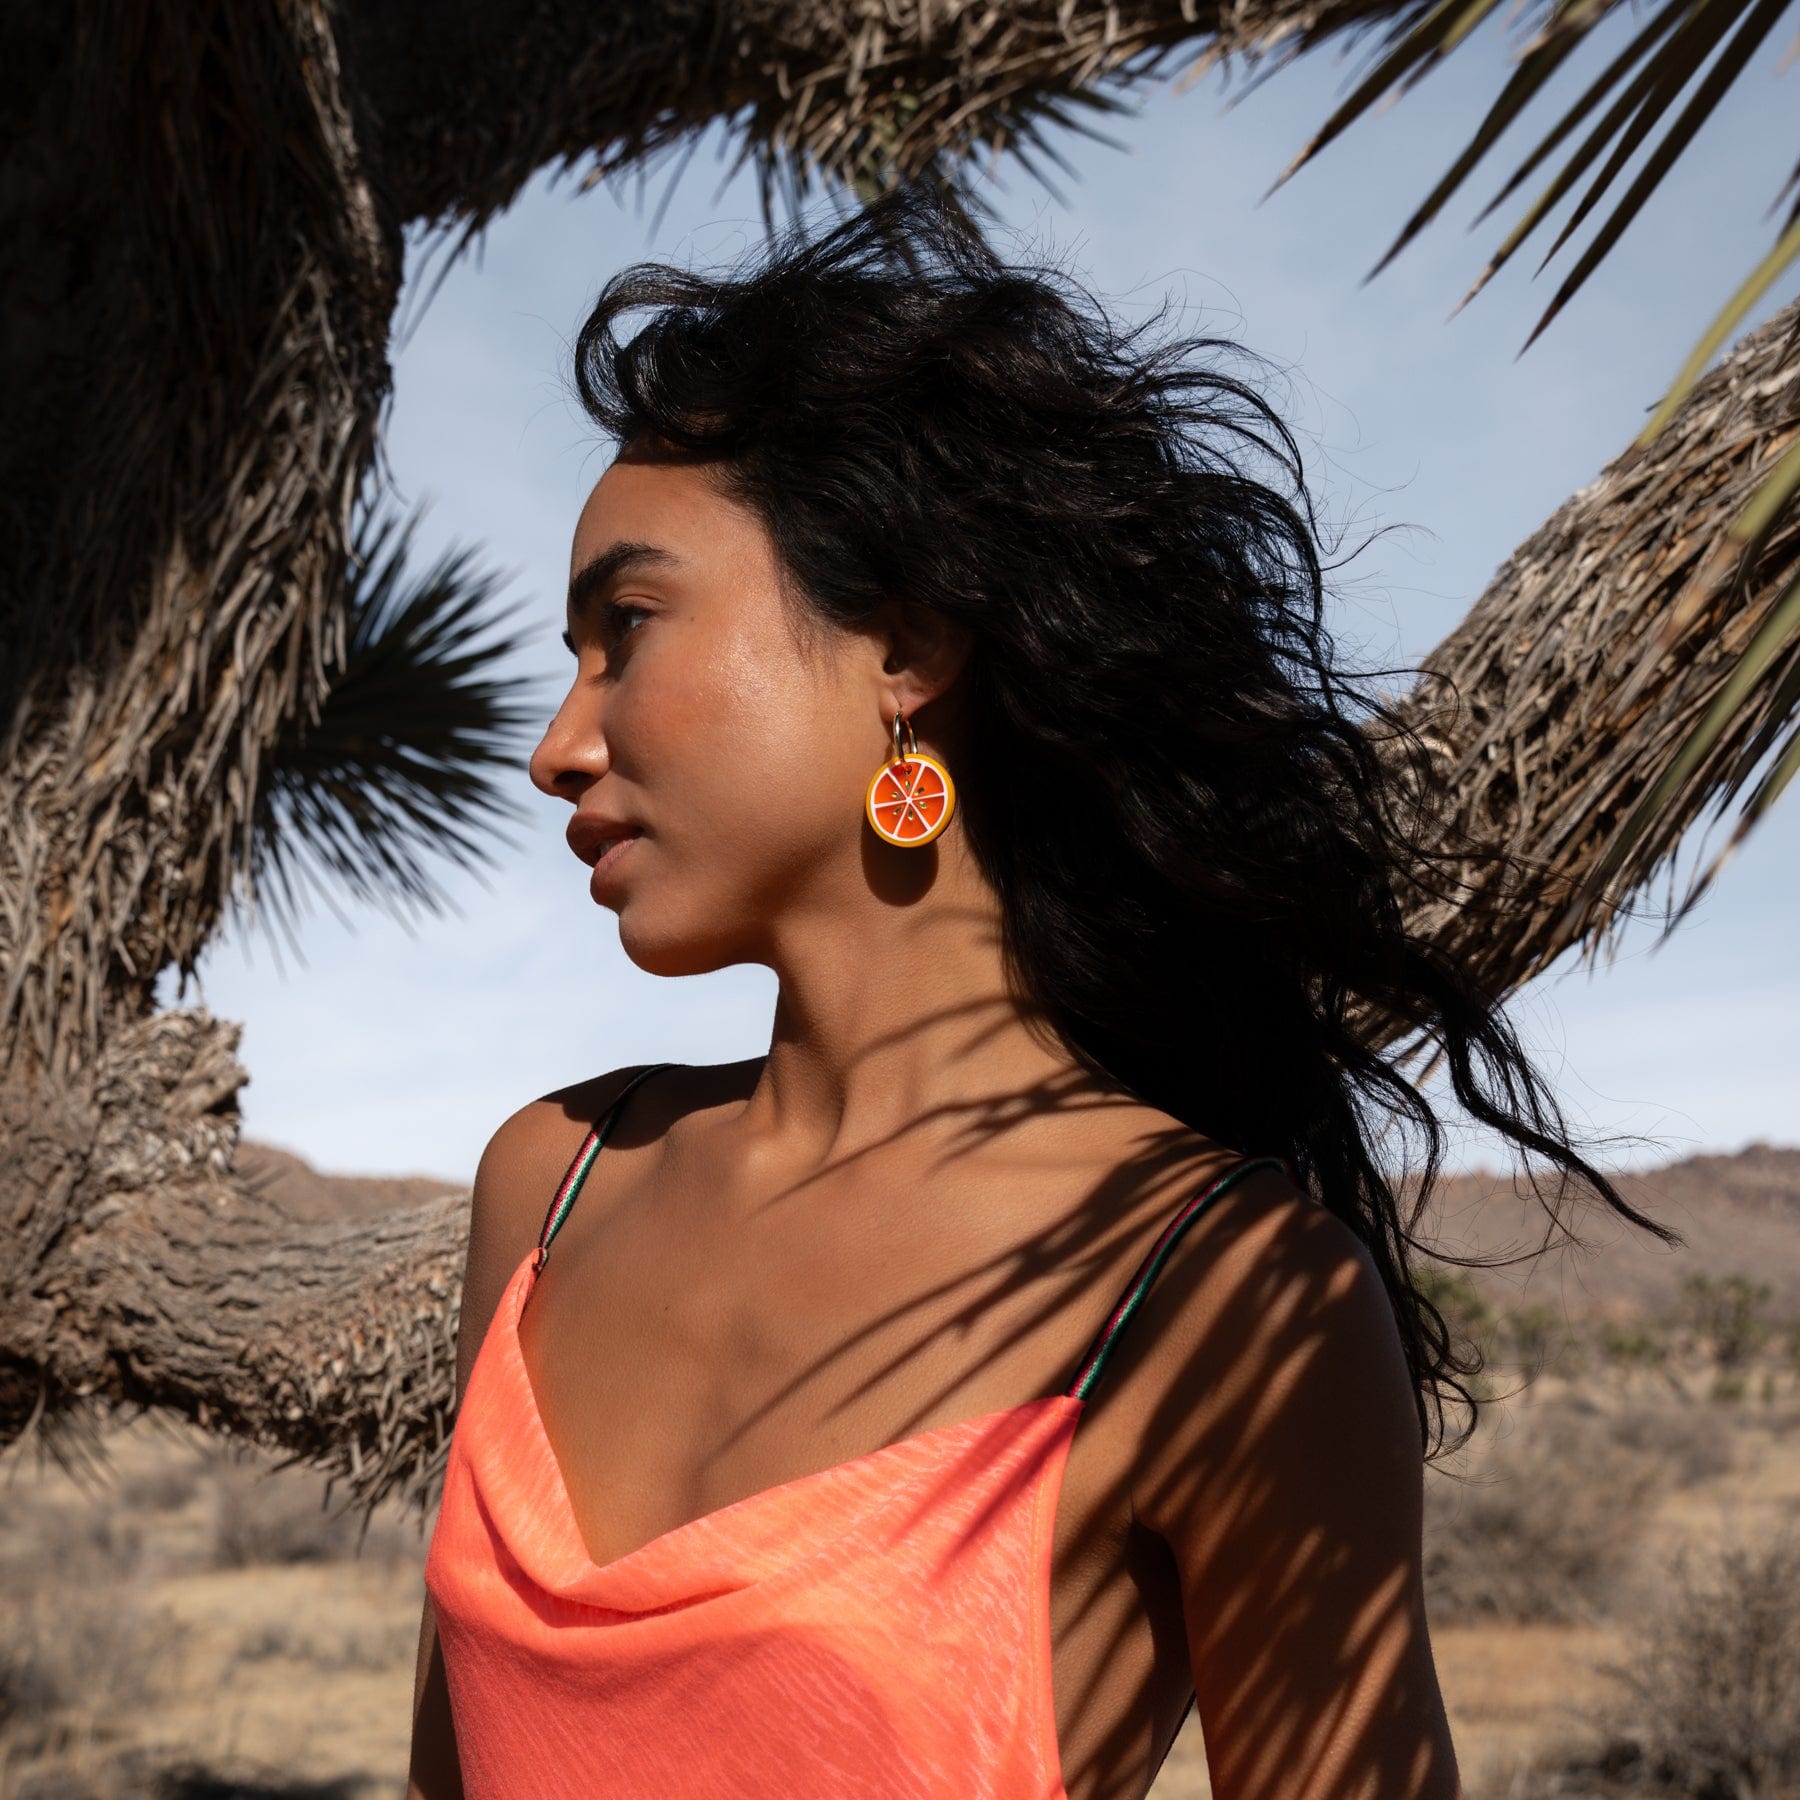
[864,710,956,847]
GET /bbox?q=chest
[517,1183,1201,1797]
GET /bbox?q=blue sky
[160,24,1799,1183]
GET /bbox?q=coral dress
[426,1061,1282,1797]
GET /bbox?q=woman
[407,183,1671,1800]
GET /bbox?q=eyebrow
[566,540,682,623]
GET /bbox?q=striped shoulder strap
[532,1062,681,1272]
[1063,1155,1294,1402]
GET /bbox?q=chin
[616,905,745,980]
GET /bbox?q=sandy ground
[4,1361,1798,1799]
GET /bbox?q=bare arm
[405,1067,644,1798]
[1133,1169,1463,1800]
[407,1594,460,1800]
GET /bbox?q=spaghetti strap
[1063,1154,1294,1402]
[533,1062,682,1271]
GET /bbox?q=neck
[741,825,1129,1169]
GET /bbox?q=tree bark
[1,0,397,1077]
[0,1012,464,1515]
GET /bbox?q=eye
[562,602,651,659]
[602,600,651,640]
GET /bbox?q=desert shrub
[1503,1302,1581,1380]
[0,1580,169,1771]
[1682,1273,1774,1369]
[1415,1263,1495,1359]
[1485,1751,1646,1798]
[0,1616,65,1735]
[212,1468,364,1567]
[1416,1262,1500,1402]
[1597,1528,1800,1797]
[1711,1372,1749,1405]
[120,1463,201,1515]
[66,1507,145,1577]
[1,1495,146,1593]
[235,1617,304,1662]
[1599,1319,1669,1369]
[1606,1402,1735,1488]
[150,1767,370,1797]
[1422,1402,1664,1625]
[209,1459,415,1569]
[0,1484,163,1767]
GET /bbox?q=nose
[529,677,609,803]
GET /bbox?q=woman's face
[530,449,899,976]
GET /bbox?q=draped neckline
[498,1246,1087,1584]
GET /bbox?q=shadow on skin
[519,1043,1462,1800]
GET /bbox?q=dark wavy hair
[570,181,1675,1460]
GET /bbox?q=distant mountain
[234,1139,464,1223]
[1413,1143,1800,1318]
[235,1136,1800,1320]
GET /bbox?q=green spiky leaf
[244,502,548,959]
[1648,216,1800,441]
[1565,564,1800,935]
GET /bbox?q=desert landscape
[4,1142,1798,1799]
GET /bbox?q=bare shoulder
[472,1066,653,1246]
[1096,1132,1470,1793]
[451,1067,638,1402]
[1119,1161,1455,1793]
[452,1057,768,1400]
[1120,1159,1417,1538]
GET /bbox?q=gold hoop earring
[864,710,956,847]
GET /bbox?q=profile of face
[529,446,966,977]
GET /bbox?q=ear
[874,598,973,725]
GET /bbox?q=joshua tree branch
[1389,297,1800,1014]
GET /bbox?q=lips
[589,832,640,892]
[567,814,645,867]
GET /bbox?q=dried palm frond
[1581,452,1800,924]
[1392,296,1800,1003]
[1586,315,1800,904]
[241,504,546,962]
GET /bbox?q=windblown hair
[571,182,1674,1460]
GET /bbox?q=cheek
[658,633,869,866]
